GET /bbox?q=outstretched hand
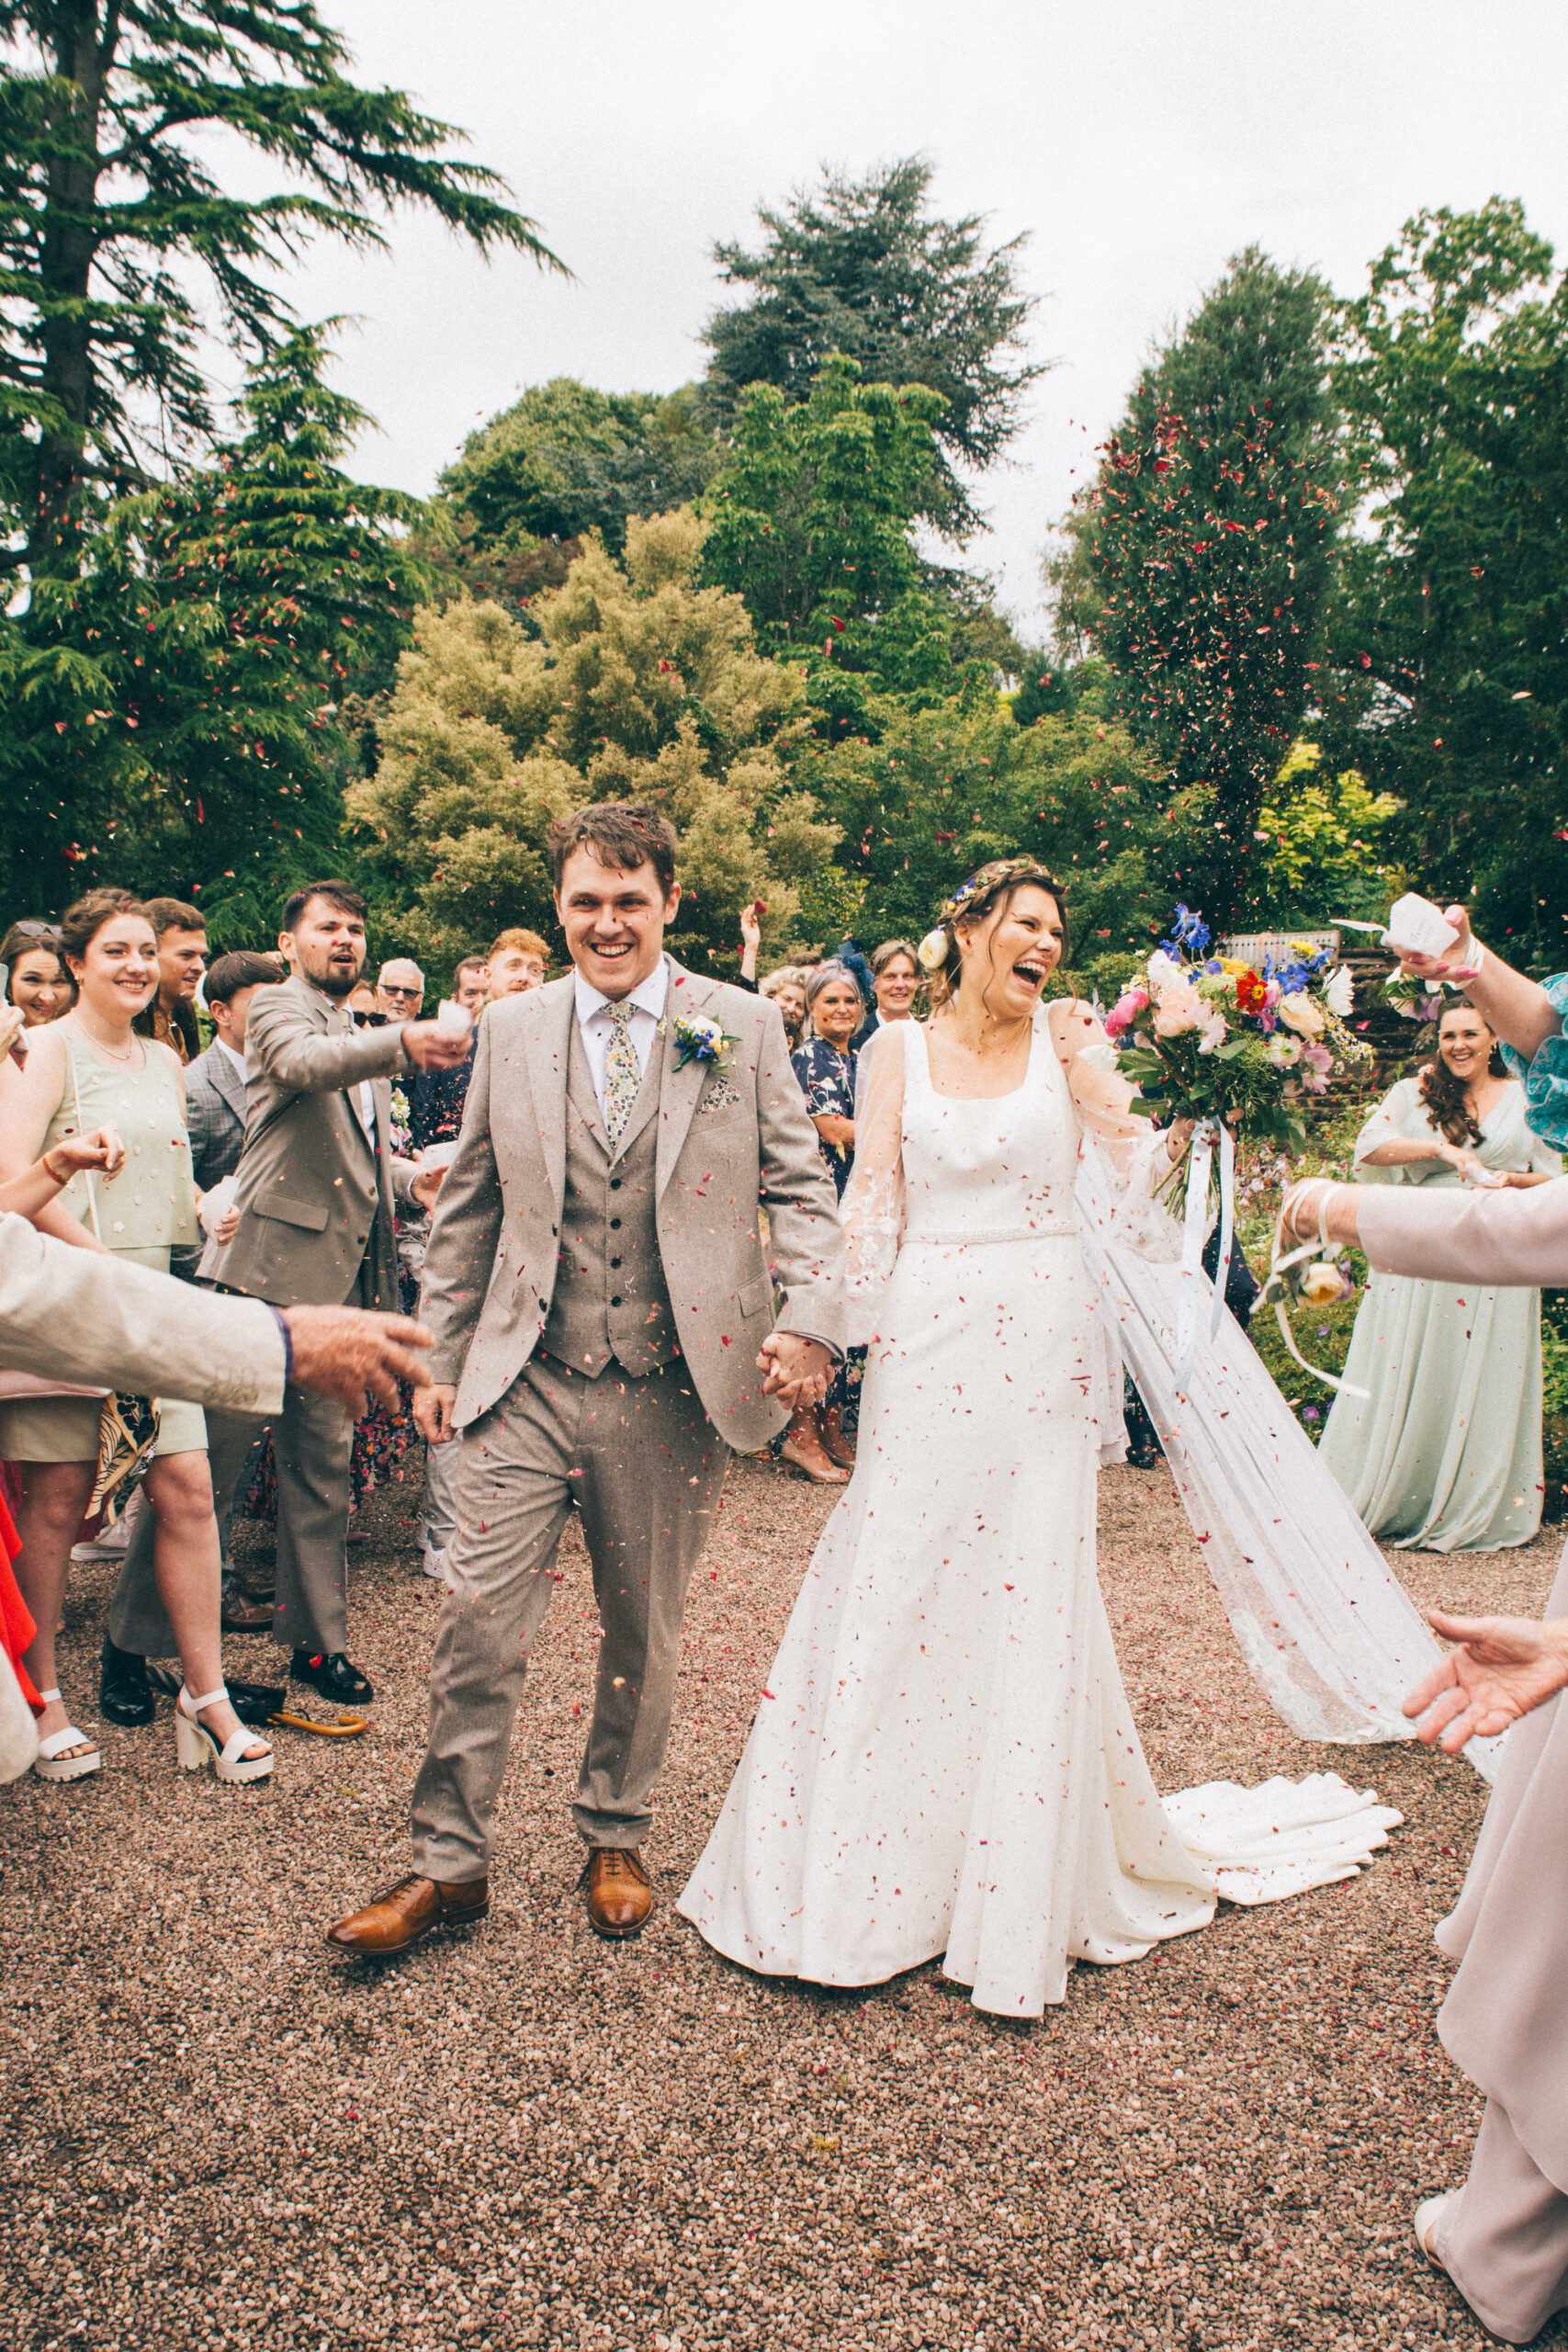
[1403,1610,1568,1751]
[283,1305,434,1419]
[758,1331,832,1409]
[1396,903,1483,984]
[400,1019,474,1072]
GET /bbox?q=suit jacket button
[610,1256,622,1269]
[609,1178,622,1191]
[610,1296,622,1308]
[609,1216,622,1229]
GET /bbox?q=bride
[679,859,1400,2017]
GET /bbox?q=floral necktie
[602,1001,641,1150]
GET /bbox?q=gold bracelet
[40,1148,67,1187]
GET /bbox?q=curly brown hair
[1419,1001,1507,1146]
[923,860,1071,1014]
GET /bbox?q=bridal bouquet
[1103,907,1371,1159]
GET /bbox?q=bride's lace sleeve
[1047,999,1183,1261]
[842,1023,908,1340]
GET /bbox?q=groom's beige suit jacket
[419,957,845,1452]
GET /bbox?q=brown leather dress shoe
[325,1873,489,1957]
[581,1847,654,1940]
[221,1590,274,1634]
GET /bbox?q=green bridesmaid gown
[1319,1077,1561,1553]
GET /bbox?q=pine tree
[0,0,557,578]
[703,158,1041,542]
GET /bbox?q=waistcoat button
[609,1216,621,1229]
[610,1295,622,1308]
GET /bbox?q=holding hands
[758,1330,833,1409]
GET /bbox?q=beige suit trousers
[410,1352,728,1878]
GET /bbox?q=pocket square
[697,1076,744,1114]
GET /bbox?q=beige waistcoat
[540,1025,678,1377]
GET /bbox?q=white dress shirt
[216,1035,249,1086]
[573,959,670,1123]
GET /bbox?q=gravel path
[3,1454,1563,2352]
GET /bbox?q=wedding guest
[184,881,459,1706]
[346,978,379,1025]
[1286,905,1568,2347]
[485,926,548,1001]
[786,959,865,1481]
[375,958,424,1023]
[1320,1000,1561,1552]
[1,922,71,1027]
[411,957,488,1153]
[0,888,272,1784]
[735,900,763,989]
[852,937,920,1050]
[135,897,207,1065]
[408,956,489,1584]
[758,966,808,1049]
[169,951,284,1282]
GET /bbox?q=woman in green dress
[1319,1001,1561,1553]
[0,888,272,1782]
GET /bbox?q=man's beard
[307,957,362,1000]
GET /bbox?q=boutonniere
[669,1011,739,1070]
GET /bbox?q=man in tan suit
[329,802,845,1957]
[108,880,468,1713]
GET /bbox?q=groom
[328,802,846,1955]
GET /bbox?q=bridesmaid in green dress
[1320,1001,1561,1553]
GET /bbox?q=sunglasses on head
[11,920,61,944]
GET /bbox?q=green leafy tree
[1325,198,1568,963]
[703,157,1042,541]
[1068,250,1344,931]
[1254,743,1403,924]
[435,379,722,565]
[798,697,1182,978]
[0,0,555,579]
[346,510,838,974]
[701,356,987,739]
[1,329,430,925]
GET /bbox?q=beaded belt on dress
[903,1223,1079,1246]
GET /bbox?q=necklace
[69,1012,139,1066]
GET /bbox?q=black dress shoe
[290,1649,374,1705]
[98,1636,154,1727]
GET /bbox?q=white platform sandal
[32,1690,102,1782]
[175,1684,275,1784]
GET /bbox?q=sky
[281,0,1568,640]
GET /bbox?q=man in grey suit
[110,881,468,1711]
[329,802,846,1958]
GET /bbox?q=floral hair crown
[916,858,1059,973]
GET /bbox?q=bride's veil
[1074,1144,1499,1780]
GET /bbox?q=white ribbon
[1265,1192,1369,1398]
[1173,1114,1234,1395]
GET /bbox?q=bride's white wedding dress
[678,1005,1401,2017]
